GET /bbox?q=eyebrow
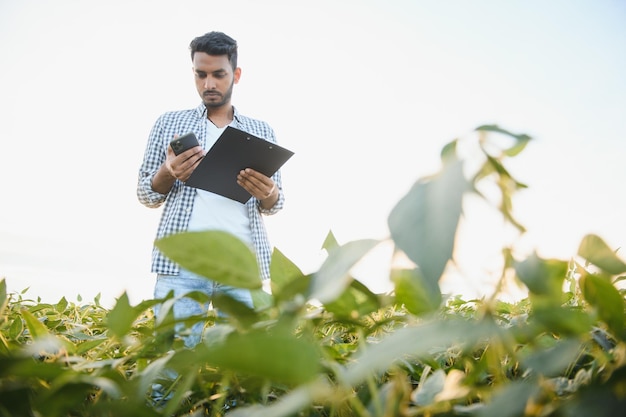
[195,69,227,76]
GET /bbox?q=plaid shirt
[137,103,284,280]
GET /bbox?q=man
[137,31,285,347]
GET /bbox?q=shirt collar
[197,103,241,123]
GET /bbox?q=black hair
[189,31,238,69]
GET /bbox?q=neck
[206,106,233,128]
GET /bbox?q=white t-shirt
[187,121,253,247]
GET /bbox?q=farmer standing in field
[136,31,285,347]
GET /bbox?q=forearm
[151,162,177,195]
[259,187,279,210]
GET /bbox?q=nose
[203,76,216,90]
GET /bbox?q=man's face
[192,52,241,108]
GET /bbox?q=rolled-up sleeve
[137,116,168,208]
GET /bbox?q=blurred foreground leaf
[520,338,581,377]
[514,253,568,299]
[342,318,497,385]
[392,268,441,315]
[578,234,626,275]
[0,279,7,320]
[105,292,139,339]
[476,380,540,417]
[183,326,321,386]
[270,247,306,298]
[580,273,625,338]
[323,279,381,319]
[156,230,262,289]
[388,158,469,288]
[309,239,380,304]
[475,124,532,157]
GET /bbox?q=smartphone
[170,132,200,155]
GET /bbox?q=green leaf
[0,356,66,379]
[163,365,201,416]
[440,138,458,161]
[514,253,568,298]
[531,305,593,336]
[251,288,273,310]
[388,158,469,286]
[580,273,625,337]
[321,230,339,252]
[156,230,262,289]
[520,338,582,377]
[75,337,108,355]
[561,381,626,417]
[9,316,24,340]
[35,374,121,416]
[20,308,50,339]
[472,154,527,233]
[342,318,497,385]
[475,124,532,157]
[137,350,175,398]
[476,380,540,417]
[484,155,528,190]
[578,234,626,275]
[105,292,138,339]
[392,268,441,315]
[226,384,321,417]
[55,297,68,313]
[212,292,259,329]
[0,279,7,319]
[502,135,532,157]
[323,279,381,319]
[199,326,321,385]
[275,274,312,304]
[270,247,305,297]
[55,375,121,399]
[0,387,32,416]
[412,369,446,406]
[309,239,381,304]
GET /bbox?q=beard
[202,79,234,109]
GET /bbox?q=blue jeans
[153,269,253,347]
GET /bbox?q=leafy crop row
[1,126,625,416]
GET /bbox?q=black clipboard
[185,126,294,203]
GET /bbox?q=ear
[234,67,242,84]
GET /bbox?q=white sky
[1,0,625,307]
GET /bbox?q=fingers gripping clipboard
[185,126,294,203]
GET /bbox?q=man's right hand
[165,145,204,182]
[151,144,204,194]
